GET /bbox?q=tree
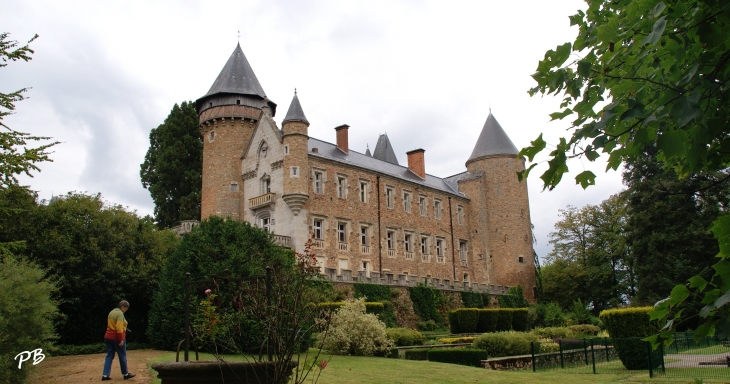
[0,33,58,191]
[521,0,730,342]
[544,194,633,313]
[140,101,202,229]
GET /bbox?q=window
[463,273,470,283]
[434,199,442,219]
[209,131,215,142]
[313,170,324,194]
[360,226,369,246]
[419,196,427,216]
[337,175,347,199]
[403,191,412,213]
[337,223,347,243]
[518,256,524,263]
[236,99,240,105]
[359,181,368,203]
[230,183,238,192]
[457,205,465,225]
[387,231,395,249]
[261,217,271,232]
[421,236,429,254]
[386,186,394,208]
[290,166,299,178]
[284,145,289,155]
[436,239,444,257]
[259,141,268,158]
[459,240,468,264]
[313,219,323,240]
[404,234,412,252]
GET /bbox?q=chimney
[406,149,426,179]
[335,124,349,153]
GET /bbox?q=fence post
[659,341,665,374]
[531,341,536,372]
[583,338,589,366]
[604,337,609,362]
[184,272,190,362]
[559,339,565,369]
[646,341,654,378]
[674,333,679,354]
[590,338,596,374]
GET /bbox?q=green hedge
[568,324,601,337]
[478,309,500,333]
[404,349,430,360]
[317,302,384,315]
[455,309,480,333]
[49,342,151,356]
[354,283,391,302]
[599,307,661,370]
[408,285,444,323]
[472,332,537,357]
[448,311,461,334]
[373,347,400,358]
[511,309,529,331]
[427,348,490,367]
[496,309,513,331]
[386,328,425,346]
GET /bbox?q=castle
[190,43,536,300]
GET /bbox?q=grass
[676,345,730,355]
[146,349,713,384]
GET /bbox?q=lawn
[147,350,712,384]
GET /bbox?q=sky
[2,0,625,259]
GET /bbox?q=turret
[197,43,276,220]
[281,91,309,215]
[463,112,536,301]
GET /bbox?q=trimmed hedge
[455,309,479,333]
[373,347,400,358]
[568,324,601,337]
[427,348,490,367]
[472,331,537,357]
[478,309,499,333]
[404,349,430,360]
[386,328,425,346]
[448,311,461,334]
[599,307,661,370]
[496,309,513,331]
[511,308,529,331]
[318,302,384,315]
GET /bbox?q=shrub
[477,309,499,333]
[460,291,486,308]
[496,309,513,331]
[497,286,529,308]
[386,328,424,346]
[511,309,529,331]
[0,257,58,384]
[600,307,661,370]
[417,319,438,331]
[404,349,430,360]
[437,337,475,344]
[570,299,592,325]
[427,348,490,367]
[534,339,560,353]
[373,347,400,358]
[472,331,537,357]
[318,302,384,315]
[448,311,461,334]
[530,327,573,339]
[408,285,444,323]
[48,342,150,356]
[455,309,479,333]
[321,298,394,356]
[354,284,397,327]
[568,324,601,337]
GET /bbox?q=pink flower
[318,360,327,370]
[205,289,212,295]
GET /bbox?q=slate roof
[468,112,519,161]
[203,43,268,99]
[365,146,372,157]
[308,138,464,197]
[372,134,399,165]
[282,92,309,124]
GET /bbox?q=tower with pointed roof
[197,43,276,219]
[281,91,310,216]
[459,112,536,299]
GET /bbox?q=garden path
[27,349,167,383]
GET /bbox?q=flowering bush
[321,298,394,356]
[437,336,476,344]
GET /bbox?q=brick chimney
[335,124,349,153]
[406,149,426,179]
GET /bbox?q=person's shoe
[101,376,112,381]
[123,373,136,380]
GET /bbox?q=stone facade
[194,44,537,301]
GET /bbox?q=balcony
[387,249,396,258]
[437,256,445,263]
[312,239,325,249]
[405,252,414,260]
[460,259,468,267]
[249,193,275,210]
[360,245,370,254]
[421,254,430,262]
[338,242,349,251]
[272,234,291,249]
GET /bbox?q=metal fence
[530,336,729,380]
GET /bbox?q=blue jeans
[102,339,128,376]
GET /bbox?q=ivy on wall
[354,283,397,327]
[408,284,445,323]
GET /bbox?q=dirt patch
[27,349,168,383]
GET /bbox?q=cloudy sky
[2,0,624,259]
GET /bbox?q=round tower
[280,91,310,216]
[464,112,537,301]
[196,43,276,220]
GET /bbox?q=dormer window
[237,99,241,105]
[260,174,271,195]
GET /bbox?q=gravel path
[663,352,730,368]
[27,349,168,383]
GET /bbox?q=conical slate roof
[373,134,399,165]
[282,92,308,124]
[468,113,518,161]
[365,145,372,157]
[204,43,268,99]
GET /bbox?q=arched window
[260,173,271,195]
[258,141,268,159]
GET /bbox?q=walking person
[101,300,136,381]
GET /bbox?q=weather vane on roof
[295,88,297,95]
[237,30,240,42]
